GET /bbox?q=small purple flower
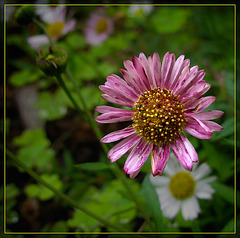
[28,6,76,49]
[84,9,113,45]
[95,52,224,178]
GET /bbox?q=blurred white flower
[150,153,216,220]
[129,3,153,17]
[84,8,114,46]
[28,6,76,49]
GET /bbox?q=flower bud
[36,46,68,77]
[15,5,35,25]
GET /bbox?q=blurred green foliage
[5,3,236,235]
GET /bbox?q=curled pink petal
[185,117,213,139]
[124,139,153,174]
[151,144,170,176]
[202,121,223,132]
[108,134,142,163]
[171,134,198,171]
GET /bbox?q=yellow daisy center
[132,88,186,145]
[169,171,196,200]
[46,22,65,38]
[95,18,108,34]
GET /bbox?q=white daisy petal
[181,197,200,220]
[195,182,215,199]
[192,163,212,180]
[163,200,181,219]
[149,174,170,186]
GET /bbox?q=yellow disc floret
[169,171,196,200]
[46,22,65,38]
[132,88,186,145]
[95,19,108,34]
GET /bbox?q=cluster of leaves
[5,3,237,236]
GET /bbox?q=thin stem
[64,69,155,231]
[33,18,54,46]
[7,149,126,232]
[55,74,84,114]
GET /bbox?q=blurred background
[2,1,238,236]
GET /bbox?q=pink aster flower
[84,9,114,45]
[28,6,76,49]
[95,52,224,178]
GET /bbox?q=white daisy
[28,6,76,49]
[128,3,153,17]
[150,153,216,220]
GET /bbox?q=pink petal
[175,66,199,95]
[108,134,142,162]
[99,85,136,104]
[184,96,216,111]
[171,134,198,171]
[123,60,148,93]
[177,69,205,97]
[132,55,151,91]
[168,55,185,90]
[95,105,133,114]
[202,121,223,131]
[129,168,141,179]
[190,110,224,120]
[184,118,213,139]
[62,19,76,35]
[151,144,170,176]
[120,69,142,95]
[139,53,155,89]
[101,127,136,143]
[152,52,161,88]
[101,94,134,107]
[182,83,211,105]
[95,110,134,123]
[106,74,139,100]
[172,65,190,94]
[27,35,50,49]
[161,52,175,89]
[124,139,153,174]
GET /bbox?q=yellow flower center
[169,171,196,200]
[135,8,144,16]
[132,88,186,145]
[46,22,65,38]
[95,18,108,34]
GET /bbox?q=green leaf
[25,174,63,201]
[211,181,234,204]
[6,184,20,199]
[35,89,69,121]
[65,33,86,50]
[141,174,163,231]
[13,129,55,171]
[75,162,110,171]
[8,69,42,87]
[67,180,138,231]
[151,8,191,34]
[221,218,234,232]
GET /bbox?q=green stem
[33,18,54,46]
[55,74,84,115]
[6,149,126,232]
[64,69,155,231]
